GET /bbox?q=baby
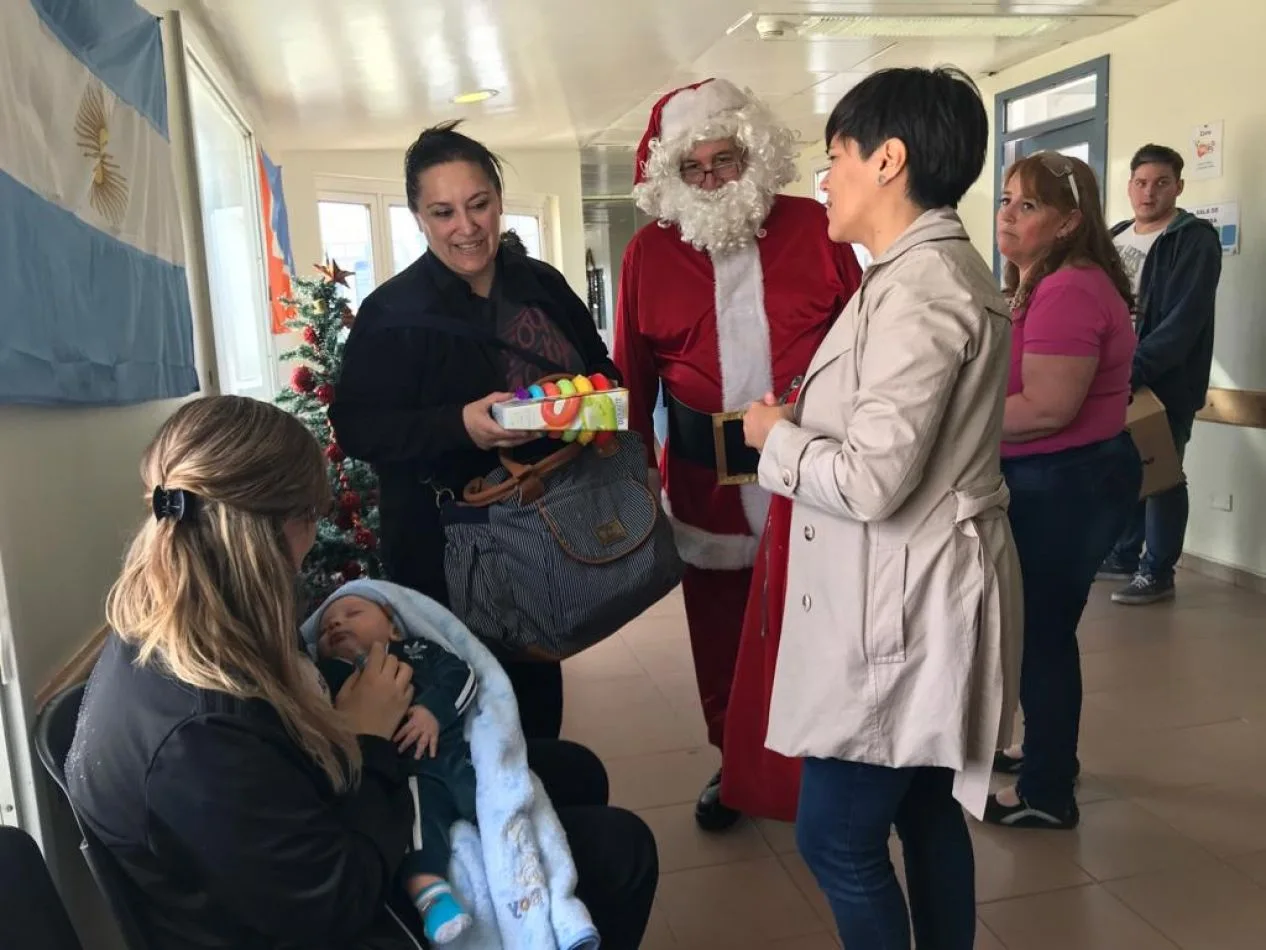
[309,587,479,945]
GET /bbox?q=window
[316,177,555,299]
[187,53,275,399]
[994,57,1110,276]
[389,205,427,275]
[317,197,377,309]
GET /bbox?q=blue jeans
[797,759,975,950]
[1108,414,1193,583]
[1003,433,1142,812]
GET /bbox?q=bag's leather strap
[460,373,623,507]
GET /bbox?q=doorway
[993,57,1110,276]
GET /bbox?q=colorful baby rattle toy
[507,373,618,445]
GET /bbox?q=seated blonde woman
[66,395,657,950]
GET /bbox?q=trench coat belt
[951,479,1010,524]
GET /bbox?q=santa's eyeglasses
[679,155,744,186]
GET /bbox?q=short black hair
[824,66,987,210]
[404,120,504,212]
[1131,144,1184,178]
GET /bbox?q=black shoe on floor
[983,792,1080,830]
[990,751,1082,782]
[993,750,1024,774]
[1096,557,1137,583]
[695,769,742,832]
[1111,573,1175,606]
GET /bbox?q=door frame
[993,56,1110,277]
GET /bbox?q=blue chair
[33,683,155,950]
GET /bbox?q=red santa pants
[681,565,753,750]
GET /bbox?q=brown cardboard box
[1125,387,1183,498]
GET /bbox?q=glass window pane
[389,205,427,275]
[1060,142,1091,163]
[503,213,543,259]
[318,201,376,308]
[188,66,270,397]
[1005,74,1097,133]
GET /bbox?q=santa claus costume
[614,79,862,828]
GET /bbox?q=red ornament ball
[315,383,335,405]
[334,511,354,531]
[342,561,363,580]
[338,491,362,513]
[354,527,377,551]
[291,366,316,394]
[303,325,319,346]
[325,442,345,464]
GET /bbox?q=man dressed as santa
[614,78,862,830]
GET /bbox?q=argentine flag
[0,0,198,405]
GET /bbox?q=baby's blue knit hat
[299,579,408,659]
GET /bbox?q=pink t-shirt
[1002,267,1135,459]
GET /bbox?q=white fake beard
[655,175,774,257]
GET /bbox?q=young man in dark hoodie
[1099,144,1222,604]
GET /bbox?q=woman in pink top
[986,153,1142,830]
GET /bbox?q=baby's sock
[415,881,472,945]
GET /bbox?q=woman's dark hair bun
[405,119,505,211]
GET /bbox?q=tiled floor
[561,569,1266,949]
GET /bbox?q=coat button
[804,524,815,541]
[802,593,812,611]
[782,470,793,487]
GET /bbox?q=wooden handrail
[33,626,108,713]
[1198,387,1266,429]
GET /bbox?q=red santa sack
[720,491,802,822]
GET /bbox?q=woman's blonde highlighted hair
[106,396,357,787]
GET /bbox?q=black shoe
[695,770,742,832]
[1111,573,1175,606]
[993,750,1024,774]
[983,792,1079,830]
[991,751,1082,781]
[1096,557,1137,582]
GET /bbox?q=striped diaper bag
[440,431,684,661]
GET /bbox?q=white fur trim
[713,243,773,537]
[663,491,758,571]
[660,79,751,143]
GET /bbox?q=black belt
[664,389,760,485]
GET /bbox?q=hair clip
[152,486,197,523]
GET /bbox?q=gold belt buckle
[712,410,758,486]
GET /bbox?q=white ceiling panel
[165,0,1181,150]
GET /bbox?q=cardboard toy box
[492,387,630,432]
[1125,387,1183,499]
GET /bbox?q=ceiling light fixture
[452,89,498,105]
[794,15,1068,40]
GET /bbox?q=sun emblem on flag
[74,81,129,228]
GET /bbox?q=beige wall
[961,0,1266,578]
[281,146,587,295]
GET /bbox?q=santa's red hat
[634,78,752,185]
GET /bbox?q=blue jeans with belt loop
[1002,433,1142,813]
[797,759,976,950]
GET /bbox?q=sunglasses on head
[1032,151,1081,209]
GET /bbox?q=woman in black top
[67,396,657,950]
[330,122,618,740]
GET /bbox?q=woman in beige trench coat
[743,67,1022,950]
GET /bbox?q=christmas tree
[276,261,382,612]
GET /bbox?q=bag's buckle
[422,478,455,508]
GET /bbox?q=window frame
[315,176,556,288]
[993,56,1111,276]
[185,46,279,399]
